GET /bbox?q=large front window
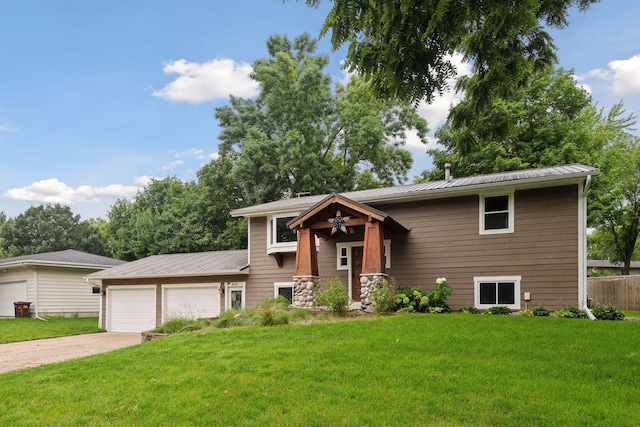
[474,276,521,310]
[267,214,298,254]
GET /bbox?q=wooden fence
[587,275,640,310]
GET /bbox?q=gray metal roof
[86,250,249,280]
[232,164,599,217]
[0,249,126,269]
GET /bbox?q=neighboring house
[86,251,248,333]
[587,260,640,276]
[89,164,598,333]
[0,249,126,318]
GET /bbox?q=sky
[1,1,639,220]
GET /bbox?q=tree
[589,134,640,275]
[304,0,599,104]
[215,33,427,205]
[422,68,630,180]
[0,204,104,257]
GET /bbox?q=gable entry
[287,194,408,309]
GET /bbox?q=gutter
[85,267,251,281]
[580,175,597,321]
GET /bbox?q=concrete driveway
[0,332,141,374]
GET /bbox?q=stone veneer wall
[360,274,388,310]
[292,276,319,308]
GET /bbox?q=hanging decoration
[328,210,350,235]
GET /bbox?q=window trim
[336,240,391,271]
[479,192,514,235]
[473,276,521,310]
[273,281,294,304]
[267,213,299,254]
[225,282,246,311]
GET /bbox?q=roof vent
[444,163,452,181]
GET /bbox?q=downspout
[580,176,596,320]
[20,263,47,322]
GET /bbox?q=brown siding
[244,185,580,311]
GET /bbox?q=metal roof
[86,250,249,280]
[0,249,126,269]
[232,164,599,217]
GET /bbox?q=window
[474,276,521,310]
[480,193,514,234]
[225,282,246,310]
[274,282,294,304]
[267,214,298,254]
[336,240,391,270]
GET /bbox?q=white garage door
[0,281,28,317]
[107,286,156,333]
[163,285,220,322]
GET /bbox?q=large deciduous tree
[215,33,428,205]
[304,0,599,104]
[0,204,104,257]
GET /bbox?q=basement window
[474,276,521,310]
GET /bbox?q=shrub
[212,310,249,328]
[371,278,398,314]
[317,278,350,316]
[153,317,203,334]
[485,306,511,315]
[555,307,587,319]
[395,287,427,312]
[532,306,551,317]
[591,305,625,321]
[427,278,452,312]
[460,306,481,314]
[520,310,534,317]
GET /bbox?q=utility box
[13,301,31,318]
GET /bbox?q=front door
[351,246,363,302]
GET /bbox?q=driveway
[0,332,141,374]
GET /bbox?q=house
[587,259,640,276]
[89,164,598,333]
[0,249,126,318]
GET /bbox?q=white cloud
[610,54,640,96]
[208,152,219,160]
[133,176,154,186]
[4,178,141,205]
[0,124,18,133]
[161,160,184,170]
[153,58,259,103]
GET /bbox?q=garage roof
[0,249,126,269]
[86,250,249,280]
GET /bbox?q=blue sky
[1,1,639,220]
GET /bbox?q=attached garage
[162,284,220,321]
[107,286,156,333]
[0,281,27,317]
[87,250,249,332]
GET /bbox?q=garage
[107,286,156,333]
[162,284,220,321]
[0,281,28,317]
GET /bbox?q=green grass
[0,317,102,344]
[622,310,640,318]
[1,315,639,426]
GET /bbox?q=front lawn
[1,315,639,426]
[0,317,102,344]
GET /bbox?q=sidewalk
[0,332,141,374]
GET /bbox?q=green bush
[591,305,625,321]
[532,306,551,317]
[520,310,534,317]
[212,310,249,328]
[317,278,350,316]
[485,306,511,315]
[153,317,204,334]
[555,307,587,319]
[460,306,481,314]
[371,278,398,314]
[427,278,452,312]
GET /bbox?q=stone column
[292,276,319,308]
[359,273,388,311]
